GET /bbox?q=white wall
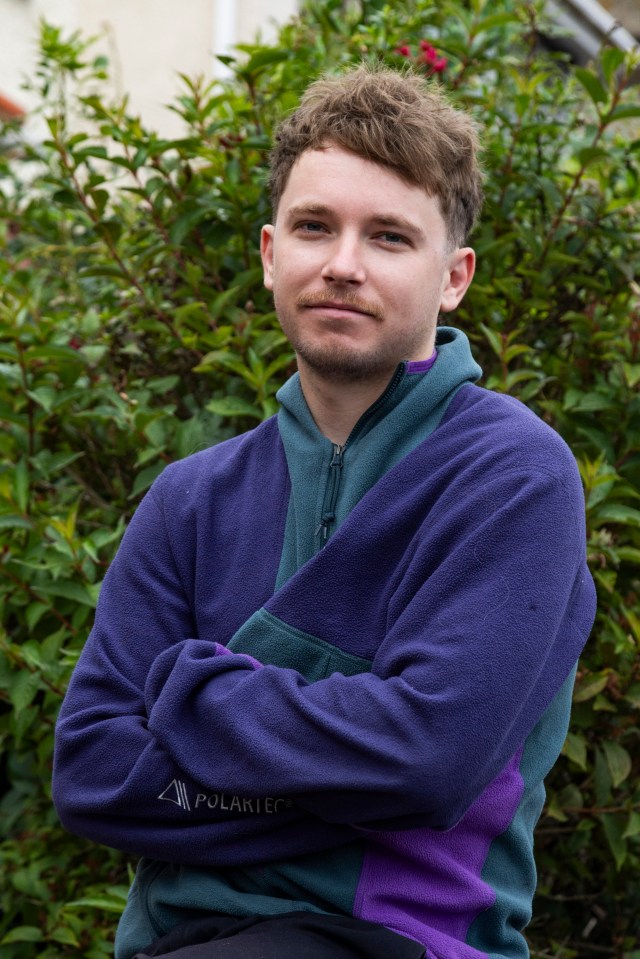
[0,0,299,135]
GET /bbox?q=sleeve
[52,484,356,866]
[142,462,596,831]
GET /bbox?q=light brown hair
[268,64,483,246]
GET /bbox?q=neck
[298,363,397,445]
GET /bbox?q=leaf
[49,927,80,946]
[473,11,519,34]
[129,461,166,499]
[169,206,210,246]
[64,894,128,913]
[623,811,640,839]
[0,513,32,530]
[562,732,587,771]
[603,741,632,788]
[241,48,290,77]
[13,457,29,514]
[33,580,97,607]
[576,146,610,168]
[593,504,640,529]
[545,793,568,822]
[600,46,626,85]
[600,813,627,870]
[0,926,44,944]
[607,103,640,123]
[573,670,609,702]
[25,386,58,411]
[574,67,608,105]
[594,747,612,806]
[206,397,263,419]
[479,322,502,358]
[8,671,40,715]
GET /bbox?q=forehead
[277,145,445,228]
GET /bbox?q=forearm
[53,640,355,864]
[144,463,596,831]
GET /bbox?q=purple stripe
[353,749,525,955]
[406,351,438,375]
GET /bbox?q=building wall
[0,0,298,134]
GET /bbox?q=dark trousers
[134,911,427,959]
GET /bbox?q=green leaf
[7,671,40,714]
[0,926,44,944]
[130,462,166,499]
[33,580,97,607]
[13,457,29,514]
[562,732,587,771]
[241,47,290,76]
[473,11,519,34]
[206,397,263,419]
[600,46,626,85]
[576,146,610,168]
[25,385,58,412]
[169,206,210,245]
[623,811,640,839]
[545,793,568,822]
[64,893,128,913]
[0,513,32,530]
[573,670,609,702]
[574,67,608,105]
[594,747,612,806]
[608,103,640,123]
[593,504,640,529]
[600,813,627,870]
[603,741,632,788]
[50,927,81,946]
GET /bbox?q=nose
[321,233,366,285]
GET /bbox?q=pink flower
[395,45,412,57]
[419,41,437,61]
[418,40,447,74]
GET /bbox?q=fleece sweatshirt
[52,327,597,959]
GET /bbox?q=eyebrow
[284,204,426,241]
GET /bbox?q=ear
[440,247,475,313]
[260,224,275,291]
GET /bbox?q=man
[53,66,596,959]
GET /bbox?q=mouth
[297,296,381,321]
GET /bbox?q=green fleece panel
[225,610,373,917]
[117,854,350,958]
[227,607,372,680]
[275,327,482,588]
[464,668,577,957]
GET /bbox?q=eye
[295,221,328,235]
[377,232,410,246]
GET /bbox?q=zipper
[315,443,344,541]
[314,363,406,543]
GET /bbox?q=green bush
[1,1,639,955]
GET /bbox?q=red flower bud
[395,45,412,57]
[420,42,437,62]
[433,56,448,72]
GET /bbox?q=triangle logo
[158,778,191,810]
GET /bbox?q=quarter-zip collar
[275,327,482,587]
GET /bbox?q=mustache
[295,291,384,321]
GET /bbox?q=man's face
[261,145,474,386]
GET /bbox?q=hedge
[1,1,639,956]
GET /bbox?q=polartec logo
[157,779,290,815]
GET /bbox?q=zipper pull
[315,444,344,541]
